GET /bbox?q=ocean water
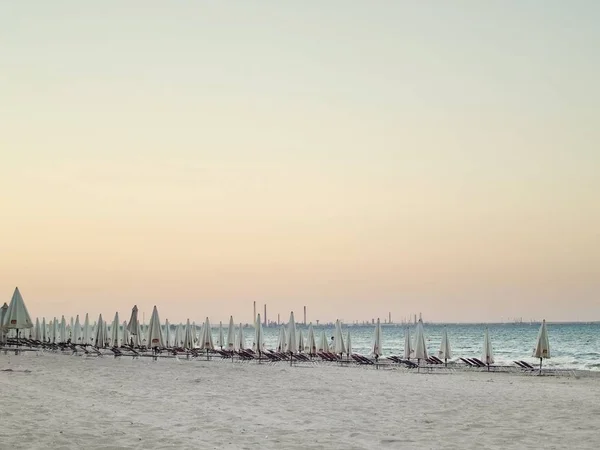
[232,322,600,371]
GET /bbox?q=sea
[239,322,600,371]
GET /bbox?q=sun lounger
[519,360,536,369]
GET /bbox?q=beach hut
[482,328,494,371]
[404,327,413,360]
[287,312,297,365]
[533,320,550,373]
[438,327,452,366]
[306,323,316,355]
[3,287,33,347]
[414,319,428,369]
[226,316,235,351]
[110,312,121,348]
[146,306,165,351]
[334,319,346,358]
[371,318,383,361]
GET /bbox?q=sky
[1,1,599,324]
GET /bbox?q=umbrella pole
[16,328,19,355]
[445,358,447,367]
[418,358,420,373]
[539,357,542,375]
[290,352,293,367]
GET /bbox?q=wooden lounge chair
[460,357,477,367]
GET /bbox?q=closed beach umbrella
[334,319,346,356]
[122,321,130,346]
[318,330,329,352]
[297,328,304,353]
[371,318,383,360]
[439,327,452,366]
[286,312,297,365]
[482,328,494,371]
[533,319,550,373]
[0,303,7,344]
[33,318,41,341]
[306,323,317,355]
[41,317,47,342]
[103,320,109,346]
[127,305,139,334]
[276,325,287,352]
[132,320,144,348]
[346,330,352,358]
[404,327,413,360]
[51,318,58,344]
[199,317,214,352]
[59,316,67,343]
[82,313,92,345]
[73,315,81,344]
[174,323,183,348]
[69,316,74,339]
[414,319,428,367]
[254,314,264,356]
[217,321,224,350]
[164,319,171,347]
[147,306,164,349]
[226,316,235,351]
[110,312,121,348]
[94,314,106,349]
[3,287,33,345]
[238,322,246,351]
[183,319,195,350]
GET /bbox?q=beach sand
[1,352,599,449]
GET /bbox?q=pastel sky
[2,1,599,324]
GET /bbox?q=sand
[1,352,599,449]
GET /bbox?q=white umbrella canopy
[94,314,106,349]
[69,317,74,339]
[192,322,198,346]
[226,316,235,351]
[59,316,67,343]
[3,288,34,335]
[413,319,428,363]
[199,317,214,351]
[318,330,329,352]
[72,315,81,344]
[132,321,144,348]
[217,321,224,350]
[253,314,264,354]
[41,317,47,342]
[164,319,171,347]
[438,327,452,364]
[127,305,139,334]
[183,319,195,350]
[297,328,304,353]
[346,330,352,357]
[32,318,41,341]
[110,312,121,348]
[174,323,183,348]
[51,318,58,344]
[122,321,130,346]
[533,319,550,372]
[371,318,383,358]
[147,306,164,348]
[82,313,92,345]
[404,327,413,360]
[103,320,109,347]
[482,328,495,370]
[334,319,346,355]
[306,323,317,355]
[238,323,247,351]
[0,303,7,344]
[276,325,287,352]
[286,312,297,355]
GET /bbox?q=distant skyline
[2,2,599,323]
